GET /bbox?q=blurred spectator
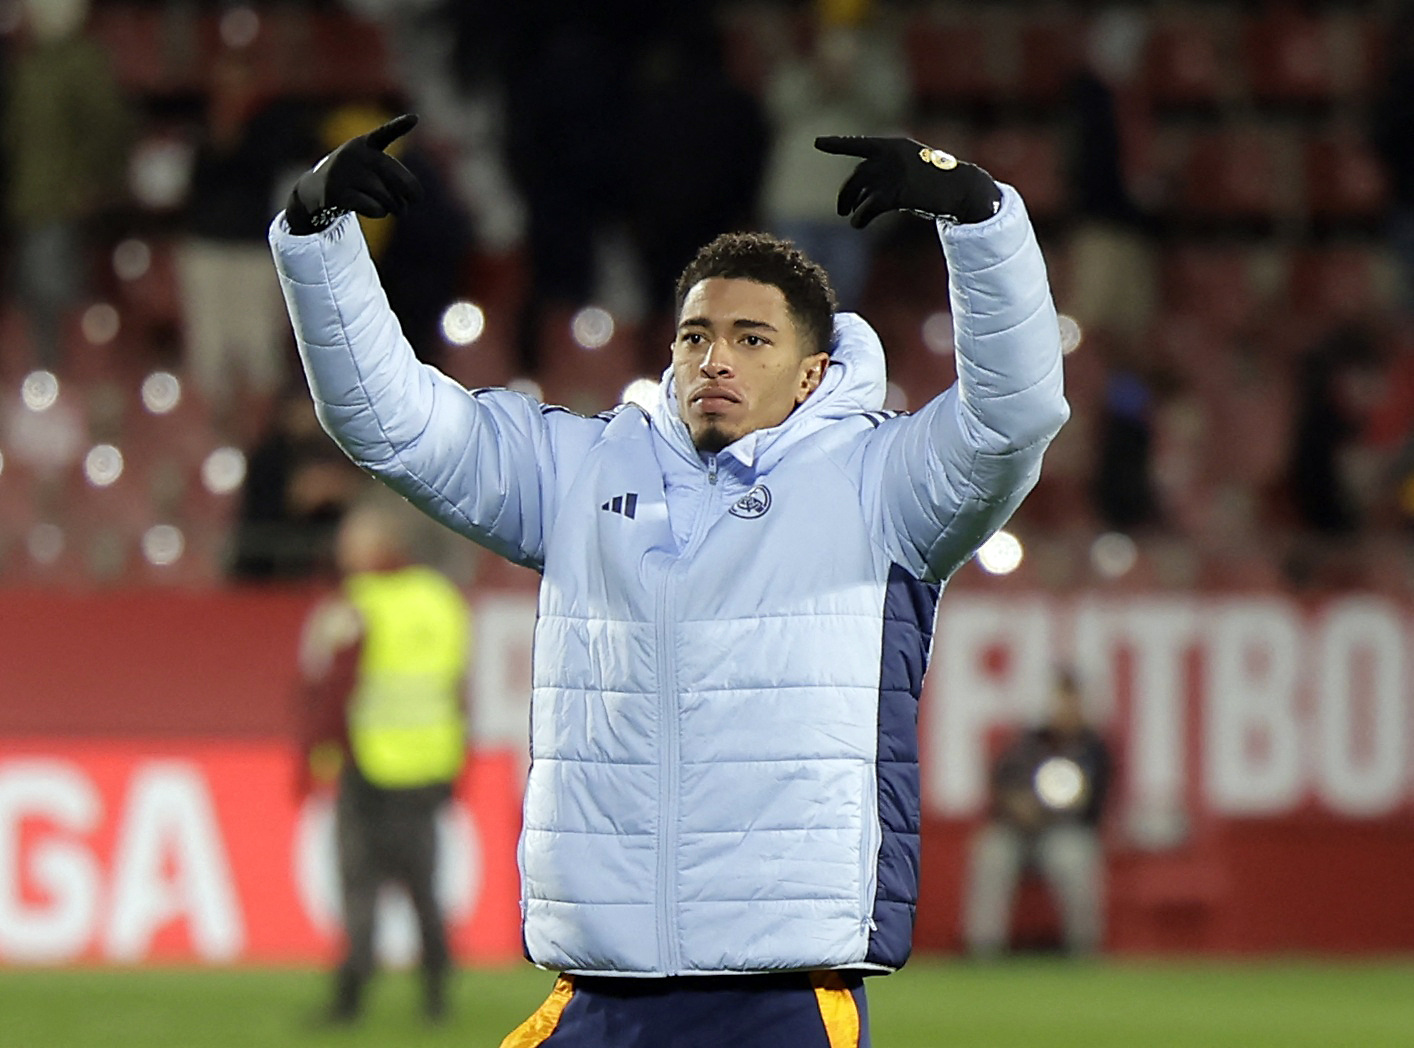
[343,0,523,250]
[1062,8,1158,343]
[319,102,474,369]
[622,15,769,366]
[1287,323,1386,535]
[1362,330,1414,533]
[758,0,907,311]
[495,3,637,372]
[1093,361,1162,531]
[297,503,471,1024]
[2,0,132,370]
[962,669,1113,958]
[178,47,314,433]
[230,388,364,581]
[1372,8,1414,315]
[1062,11,1167,535]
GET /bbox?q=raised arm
[818,136,1068,582]
[269,115,592,568]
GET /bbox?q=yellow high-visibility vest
[344,566,470,788]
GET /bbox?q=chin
[691,424,735,453]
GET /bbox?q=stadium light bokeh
[202,448,247,496]
[507,376,544,401]
[1091,531,1138,579]
[82,303,121,345]
[440,301,486,346]
[112,238,152,281]
[84,444,125,488]
[142,524,185,567]
[620,377,658,409]
[28,523,63,565]
[976,529,1024,575]
[571,307,614,350]
[22,370,60,412]
[141,372,182,414]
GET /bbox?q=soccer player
[270,115,1067,1047]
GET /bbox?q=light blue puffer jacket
[270,185,1067,976]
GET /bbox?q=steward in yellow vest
[344,564,469,788]
[297,505,471,1025]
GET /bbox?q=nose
[699,337,734,378]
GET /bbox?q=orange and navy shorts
[501,971,871,1048]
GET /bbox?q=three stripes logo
[600,493,639,519]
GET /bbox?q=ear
[795,352,830,404]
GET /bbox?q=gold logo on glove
[919,147,958,170]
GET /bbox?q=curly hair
[674,232,838,357]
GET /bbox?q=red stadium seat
[1055,335,1107,414]
[60,456,157,536]
[1159,244,1263,334]
[1175,127,1286,226]
[1143,17,1229,109]
[0,458,97,584]
[904,12,1000,107]
[1196,548,1288,592]
[1013,17,1084,110]
[440,250,530,391]
[116,237,183,335]
[1347,12,1390,101]
[535,306,641,415]
[1285,245,1386,324]
[441,325,519,393]
[861,302,957,408]
[971,127,1067,222]
[6,525,93,587]
[1013,464,1098,537]
[285,11,396,97]
[0,461,42,569]
[1243,10,1338,106]
[122,382,222,472]
[1205,367,1295,490]
[129,526,227,587]
[717,6,807,97]
[1303,133,1389,225]
[1144,309,1238,400]
[89,5,174,95]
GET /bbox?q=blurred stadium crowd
[1,0,1413,593]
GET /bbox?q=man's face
[673,278,828,453]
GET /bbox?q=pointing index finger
[814,135,881,159]
[366,113,419,152]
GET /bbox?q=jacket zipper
[860,765,881,936]
[653,453,718,974]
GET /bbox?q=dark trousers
[502,971,871,1048]
[333,766,452,1016]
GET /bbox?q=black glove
[814,135,1002,229]
[284,114,423,235]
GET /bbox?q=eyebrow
[678,317,779,332]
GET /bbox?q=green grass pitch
[4,957,1412,1047]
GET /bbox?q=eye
[680,332,706,346]
[741,334,769,347]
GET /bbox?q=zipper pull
[707,456,718,486]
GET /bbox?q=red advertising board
[0,740,523,965]
[3,586,1414,963]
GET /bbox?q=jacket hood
[651,311,888,470]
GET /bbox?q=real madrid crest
[729,485,772,519]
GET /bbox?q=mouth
[691,387,741,410]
